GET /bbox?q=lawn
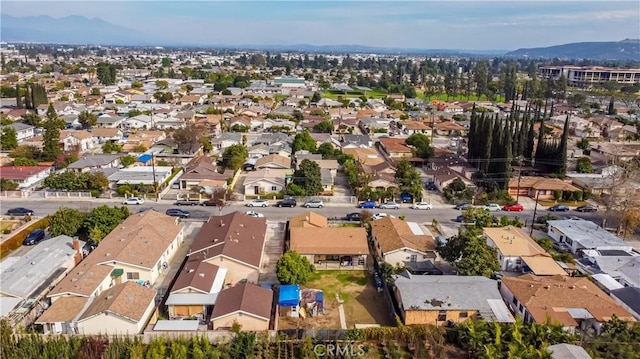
[321,89,388,100]
[0,221,17,233]
[279,270,395,329]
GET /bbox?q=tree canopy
[394,159,423,200]
[292,130,317,154]
[0,127,17,150]
[48,207,86,237]
[437,227,500,277]
[405,133,433,160]
[221,144,248,171]
[293,159,322,196]
[276,250,315,285]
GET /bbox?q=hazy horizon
[2,1,639,50]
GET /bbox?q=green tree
[311,91,322,103]
[42,104,65,161]
[576,138,590,150]
[276,250,315,284]
[292,130,317,153]
[102,142,122,154]
[577,157,593,173]
[82,205,130,240]
[21,112,42,127]
[48,207,86,237]
[285,183,306,196]
[120,155,136,168]
[315,142,337,159]
[405,133,433,159]
[313,120,333,133]
[394,159,423,200]
[437,227,500,277]
[0,127,17,150]
[12,157,39,166]
[293,159,322,196]
[0,179,19,191]
[221,144,248,171]
[78,111,97,128]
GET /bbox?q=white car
[372,213,395,220]
[122,197,145,205]
[411,202,433,210]
[303,199,325,208]
[379,201,400,209]
[482,203,502,212]
[244,211,265,218]
[246,199,269,207]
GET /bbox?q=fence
[0,190,93,199]
[243,195,358,204]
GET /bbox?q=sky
[2,0,639,50]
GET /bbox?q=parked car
[400,192,413,203]
[454,203,472,210]
[244,211,265,218]
[372,213,393,220]
[411,202,433,210]
[174,198,202,206]
[23,229,45,245]
[6,207,34,216]
[503,203,524,212]
[165,208,191,218]
[247,199,269,207]
[344,212,362,221]
[304,199,325,208]
[379,201,400,209]
[276,198,297,207]
[373,271,384,289]
[201,199,218,206]
[548,205,570,212]
[425,182,437,191]
[576,204,598,212]
[122,197,144,205]
[553,242,571,252]
[482,203,502,212]
[358,200,377,209]
[455,215,475,224]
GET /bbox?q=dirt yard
[278,271,394,329]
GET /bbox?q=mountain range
[1,14,638,61]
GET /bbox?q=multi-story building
[539,66,640,87]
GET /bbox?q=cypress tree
[607,97,615,115]
[502,119,513,189]
[24,84,32,109]
[534,109,546,169]
[524,108,537,166]
[468,105,477,161]
[557,115,570,177]
[481,113,493,173]
[15,84,22,108]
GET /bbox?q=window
[459,312,468,318]
[271,186,277,191]
[518,304,523,313]
[410,255,417,262]
[512,297,518,305]
[127,272,140,280]
[437,311,447,321]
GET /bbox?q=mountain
[0,14,152,46]
[506,39,640,61]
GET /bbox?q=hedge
[0,217,49,260]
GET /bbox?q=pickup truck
[174,198,202,206]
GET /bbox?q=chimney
[73,237,83,264]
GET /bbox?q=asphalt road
[1,197,604,234]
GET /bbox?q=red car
[503,203,524,211]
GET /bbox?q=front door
[254,186,260,195]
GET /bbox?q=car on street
[548,205,570,212]
[482,203,502,212]
[201,199,218,206]
[246,199,269,207]
[6,207,34,216]
[303,199,325,208]
[400,192,413,203]
[344,212,362,221]
[23,229,45,246]
[358,200,377,209]
[122,197,144,205]
[576,204,598,212]
[454,203,472,210]
[276,198,297,207]
[379,201,400,209]
[553,242,571,252]
[372,213,393,220]
[455,215,475,224]
[503,203,524,212]
[165,208,191,218]
[244,211,265,218]
[425,181,437,191]
[174,198,202,206]
[410,202,433,210]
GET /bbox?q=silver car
[303,199,325,208]
[379,201,400,209]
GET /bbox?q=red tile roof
[0,166,50,180]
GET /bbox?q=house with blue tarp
[278,285,301,318]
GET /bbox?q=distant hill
[0,14,151,46]
[506,39,640,61]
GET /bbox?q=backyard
[279,270,395,330]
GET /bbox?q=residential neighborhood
[0,35,639,358]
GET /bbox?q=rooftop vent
[198,273,205,278]
[107,295,113,300]
[188,269,195,273]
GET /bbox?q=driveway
[258,220,286,285]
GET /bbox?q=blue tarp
[278,285,300,306]
[137,154,152,163]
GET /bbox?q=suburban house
[210,282,273,331]
[188,212,267,284]
[66,154,121,173]
[165,260,228,319]
[45,210,184,302]
[1,122,35,142]
[500,274,635,331]
[254,154,292,170]
[288,212,369,270]
[96,115,125,128]
[393,273,514,326]
[0,165,52,188]
[211,132,242,152]
[36,281,156,335]
[342,147,385,166]
[59,130,96,152]
[378,137,414,159]
[103,166,173,189]
[370,217,438,267]
[547,219,633,255]
[483,226,567,276]
[610,287,640,321]
[178,155,233,190]
[195,114,223,137]
[243,168,292,195]
[507,176,580,200]
[90,127,124,143]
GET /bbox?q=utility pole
[430,108,435,145]
[529,190,541,236]
[151,152,158,202]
